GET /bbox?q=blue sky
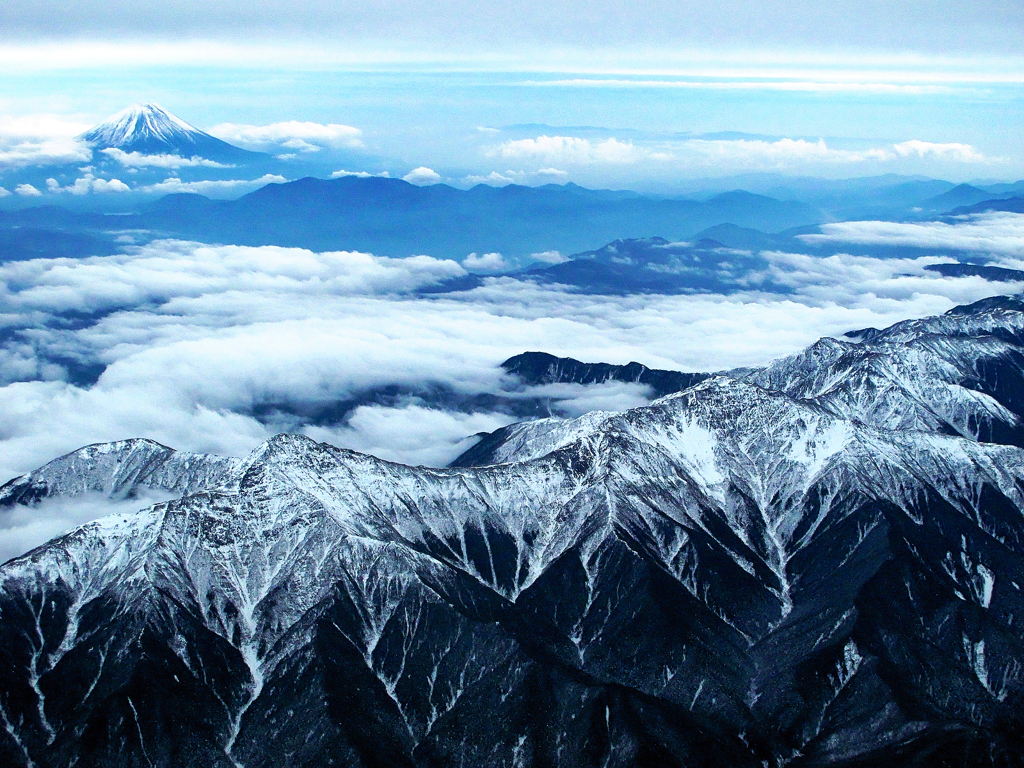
[1,2,1023,190]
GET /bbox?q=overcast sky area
[0,1,1023,187]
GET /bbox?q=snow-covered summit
[0,437,242,508]
[79,103,264,162]
[80,104,203,148]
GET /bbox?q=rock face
[3,298,1024,767]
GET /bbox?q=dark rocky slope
[2,299,1024,767]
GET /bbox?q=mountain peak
[79,102,264,162]
[80,103,203,148]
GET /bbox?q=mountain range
[3,295,1024,766]
[1,103,1022,265]
[3,174,1022,272]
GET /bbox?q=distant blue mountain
[131,176,825,259]
[922,183,1007,212]
[948,196,1024,216]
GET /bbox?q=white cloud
[403,166,442,185]
[493,136,643,165]
[0,491,173,563]
[0,114,94,170]
[46,173,130,195]
[801,212,1024,258]
[680,137,869,164]
[304,405,513,467]
[510,381,654,416]
[463,252,507,271]
[0,138,92,169]
[0,241,467,317]
[101,147,233,169]
[138,174,287,197]
[208,121,363,152]
[463,168,569,186]
[0,186,10,198]
[675,137,988,168]
[14,183,42,196]
[530,250,569,264]
[891,140,986,161]
[489,133,989,174]
[331,169,391,179]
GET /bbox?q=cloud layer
[2,214,1022,484]
[802,213,1024,259]
[2,215,1023,555]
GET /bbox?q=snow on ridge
[0,437,242,508]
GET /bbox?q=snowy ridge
[0,438,243,509]
[3,299,1024,766]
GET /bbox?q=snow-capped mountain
[79,103,264,163]
[0,438,242,508]
[467,295,1024,466]
[2,298,1024,767]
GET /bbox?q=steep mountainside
[3,299,1024,767]
[464,296,1024,465]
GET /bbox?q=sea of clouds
[2,212,1024,556]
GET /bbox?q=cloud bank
[209,121,364,154]
[2,214,1021,483]
[802,213,1024,259]
[46,173,130,194]
[1,214,1022,557]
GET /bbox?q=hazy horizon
[1,0,1023,193]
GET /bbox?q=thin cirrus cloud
[489,135,989,171]
[524,79,961,95]
[0,0,1021,61]
[1,213,1022,490]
